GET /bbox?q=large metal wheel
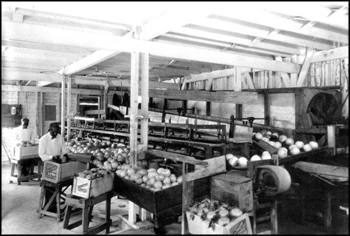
[257,165,291,196]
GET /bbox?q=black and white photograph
[1,1,348,234]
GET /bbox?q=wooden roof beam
[254,2,348,30]
[311,46,348,63]
[149,89,258,104]
[61,7,213,76]
[213,5,348,44]
[3,21,301,73]
[1,68,179,89]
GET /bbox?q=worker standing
[14,118,36,177]
[38,122,69,212]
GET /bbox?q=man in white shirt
[15,118,35,146]
[39,122,68,163]
[38,122,68,213]
[14,118,36,176]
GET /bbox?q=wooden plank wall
[187,59,348,118]
[187,59,348,91]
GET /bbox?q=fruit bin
[114,175,210,228]
[114,149,226,229]
[13,144,39,160]
[42,160,88,183]
[72,171,114,199]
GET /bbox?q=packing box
[186,211,252,234]
[210,171,253,212]
[13,144,39,160]
[72,172,114,199]
[42,160,88,183]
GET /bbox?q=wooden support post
[271,200,278,234]
[235,104,243,120]
[61,75,66,136]
[104,83,109,119]
[296,48,315,87]
[40,92,44,136]
[130,51,139,167]
[264,91,270,126]
[295,89,303,129]
[139,52,149,160]
[162,99,168,122]
[324,190,332,233]
[206,101,211,116]
[35,92,40,137]
[182,100,187,116]
[67,76,72,142]
[97,95,101,119]
[327,125,336,155]
[128,25,141,225]
[229,115,235,138]
[235,66,242,91]
[181,163,188,235]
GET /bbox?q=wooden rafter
[296,48,315,87]
[3,21,301,73]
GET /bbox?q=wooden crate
[211,171,253,212]
[114,175,210,228]
[186,211,252,234]
[72,172,114,198]
[42,161,88,183]
[67,153,93,163]
[186,211,209,234]
[13,144,39,160]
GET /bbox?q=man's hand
[51,155,61,163]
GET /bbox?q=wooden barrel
[257,165,291,196]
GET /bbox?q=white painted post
[67,76,72,141]
[327,125,336,155]
[61,75,66,136]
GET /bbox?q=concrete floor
[1,161,348,235]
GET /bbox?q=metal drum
[257,165,292,196]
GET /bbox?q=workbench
[289,161,348,233]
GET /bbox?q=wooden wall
[182,58,348,130]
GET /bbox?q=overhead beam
[296,48,315,87]
[1,68,179,89]
[160,34,292,58]
[254,2,348,30]
[15,7,131,31]
[193,17,335,51]
[37,81,56,87]
[149,89,258,104]
[62,8,212,76]
[12,13,24,23]
[2,39,94,55]
[184,68,236,84]
[173,26,303,55]
[1,84,101,95]
[3,21,301,73]
[213,4,348,44]
[140,7,212,40]
[62,49,127,75]
[311,46,349,63]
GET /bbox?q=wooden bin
[211,171,253,212]
[72,172,114,199]
[114,175,210,228]
[42,161,88,183]
[13,144,39,160]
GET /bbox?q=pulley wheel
[257,165,291,196]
